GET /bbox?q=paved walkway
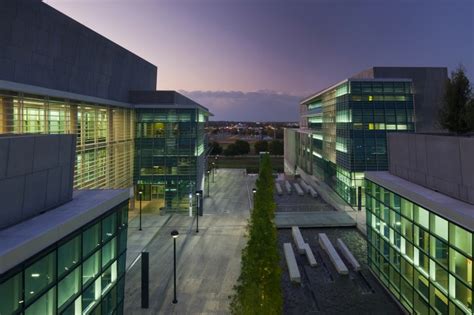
[297,167,367,235]
[123,169,254,314]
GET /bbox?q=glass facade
[298,80,414,205]
[0,90,135,190]
[0,202,129,315]
[365,179,473,315]
[134,108,208,211]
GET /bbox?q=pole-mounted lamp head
[171,230,179,239]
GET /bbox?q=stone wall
[388,133,474,204]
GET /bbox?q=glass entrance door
[150,184,165,211]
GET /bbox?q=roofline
[365,171,474,231]
[0,80,131,108]
[300,78,412,105]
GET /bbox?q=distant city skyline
[46,0,473,121]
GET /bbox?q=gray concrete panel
[388,133,474,205]
[0,139,9,179]
[45,166,61,209]
[33,134,60,171]
[0,176,25,229]
[22,170,48,218]
[0,0,156,102]
[6,136,34,177]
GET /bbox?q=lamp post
[211,162,215,183]
[207,170,211,197]
[139,191,143,231]
[195,191,200,233]
[171,230,179,304]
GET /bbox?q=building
[0,0,211,212]
[0,134,130,315]
[284,67,447,206]
[365,133,473,315]
[131,91,210,211]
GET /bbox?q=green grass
[214,155,283,173]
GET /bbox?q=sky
[46,0,474,121]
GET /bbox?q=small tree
[438,66,474,133]
[269,140,284,155]
[224,143,238,156]
[234,140,250,155]
[210,141,223,155]
[254,140,268,154]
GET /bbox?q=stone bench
[285,181,292,194]
[275,182,283,195]
[308,186,318,198]
[299,180,310,194]
[283,243,301,283]
[304,243,317,267]
[292,226,306,254]
[337,238,361,271]
[293,183,305,196]
[318,233,348,275]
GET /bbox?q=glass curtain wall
[365,179,473,315]
[0,202,128,315]
[0,90,134,190]
[134,108,208,212]
[300,80,414,205]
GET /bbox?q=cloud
[180,90,301,122]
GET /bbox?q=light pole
[139,191,143,231]
[171,230,179,304]
[211,162,215,183]
[195,191,200,233]
[207,170,211,197]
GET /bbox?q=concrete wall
[284,128,298,174]
[130,91,201,106]
[352,67,448,133]
[0,0,157,102]
[388,133,474,205]
[0,134,76,230]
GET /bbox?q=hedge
[230,154,283,315]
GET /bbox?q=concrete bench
[275,182,283,195]
[308,186,318,198]
[299,180,310,194]
[292,226,306,254]
[293,183,305,196]
[283,243,301,283]
[304,243,317,267]
[337,239,361,271]
[285,181,292,194]
[318,233,348,275]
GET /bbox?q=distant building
[0,134,129,315]
[0,0,211,212]
[365,133,473,315]
[284,67,447,206]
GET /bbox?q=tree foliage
[269,140,284,155]
[254,140,268,154]
[230,154,283,315]
[210,141,223,155]
[224,140,251,156]
[438,66,474,133]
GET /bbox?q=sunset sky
[46,0,473,121]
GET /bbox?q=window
[58,235,80,278]
[58,267,80,309]
[450,224,472,256]
[0,273,23,314]
[431,214,448,241]
[25,287,56,315]
[83,278,101,313]
[102,237,117,268]
[83,223,100,258]
[102,213,117,242]
[25,251,56,303]
[83,251,100,286]
[414,205,429,229]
